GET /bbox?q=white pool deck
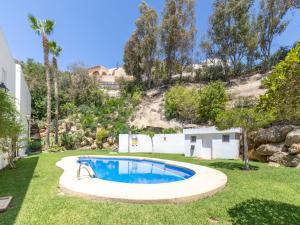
[56,155,227,204]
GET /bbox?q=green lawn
[0,150,299,225]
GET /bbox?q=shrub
[28,139,42,152]
[60,133,75,150]
[195,65,226,82]
[48,145,66,153]
[61,102,76,117]
[257,41,300,123]
[165,86,199,122]
[81,114,96,130]
[96,127,109,147]
[198,82,228,122]
[165,82,228,123]
[162,128,178,134]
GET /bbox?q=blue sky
[0,0,299,70]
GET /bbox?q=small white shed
[184,127,241,160]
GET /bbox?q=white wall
[15,64,31,156]
[0,29,16,95]
[118,134,185,154]
[212,133,240,159]
[185,133,240,159]
[0,30,31,169]
[0,30,16,169]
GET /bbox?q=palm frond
[28,14,41,35]
[49,40,62,57]
[44,20,54,35]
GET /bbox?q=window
[190,136,196,143]
[235,133,240,140]
[222,135,230,142]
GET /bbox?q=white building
[184,127,241,160]
[118,127,241,160]
[0,29,31,169]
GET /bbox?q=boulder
[103,142,110,149]
[249,149,268,162]
[268,152,288,164]
[247,131,258,149]
[80,140,88,147]
[256,143,285,156]
[86,137,94,145]
[282,154,300,167]
[107,136,115,145]
[288,144,300,155]
[285,129,300,146]
[254,125,294,146]
[91,142,97,150]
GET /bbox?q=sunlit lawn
[0,150,299,225]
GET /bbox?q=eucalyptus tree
[202,0,254,76]
[160,0,181,80]
[49,41,62,145]
[135,1,158,88]
[28,14,54,149]
[178,0,196,81]
[257,0,295,71]
[123,32,143,82]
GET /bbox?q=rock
[102,142,110,149]
[85,137,94,145]
[248,131,258,149]
[254,125,294,146]
[268,162,280,167]
[282,154,300,167]
[285,129,300,146]
[249,149,268,162]
[91,142,97,150]
[107,136,115,145]
[80,140,88,147]
[256,143,285,156]
[288,144,300,155]
[268,152,288,164]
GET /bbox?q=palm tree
[49,41,62,145]
[28,14,54,149]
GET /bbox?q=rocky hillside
[129,73,267,129]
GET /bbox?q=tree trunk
[151,138,154,154]
[53,57,59,145]
[43,34,51,149]
[243,129,250,170]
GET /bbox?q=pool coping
[56,155,227,204]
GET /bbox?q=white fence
[119,134,185,154]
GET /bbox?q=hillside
[129,73,268,129]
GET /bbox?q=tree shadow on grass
[0,156,39,225]
[208,161,259,171]
[228,198,300,225]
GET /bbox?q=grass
[0,150,299,225]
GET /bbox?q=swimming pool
[57,155,227,203]
[77,157,195,184]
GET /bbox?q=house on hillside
[0,30,31,169]
[88,65,133,90]
[119,127,241,160]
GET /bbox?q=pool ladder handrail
[77,162,95,178]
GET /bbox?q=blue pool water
[77,157,195,184]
